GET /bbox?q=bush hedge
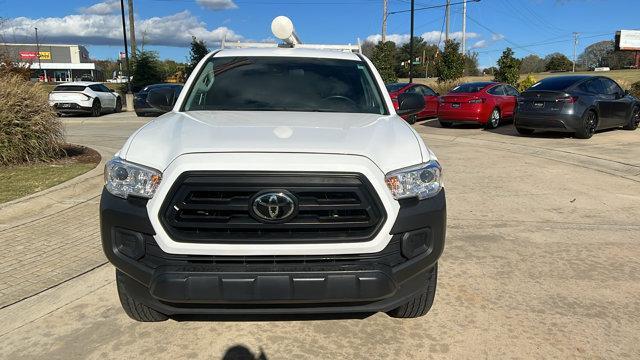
[0,73,64,165]
[630,81,640,98]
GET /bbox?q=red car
[386,83,439,124]
[437,82,520,129]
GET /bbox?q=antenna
[271,16,301,46]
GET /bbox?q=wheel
[485,108,500,129]
[622,105,639,130]
[116,270,168,322]
[387,264,438,318]
[114,98,122,113]
[91,100,102,117]
[516,127,535,135]
[406,115,417,125]
[439,120,453,128]
[575,110,598,139]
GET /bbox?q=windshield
[183,56,387,114]
[449,82,493,93]
[386,83,408,92]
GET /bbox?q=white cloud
[472,40,487,49]
[1,11,242,48]
[366,31,479,45]
[79,1,120,15]
[196,0,238,10]
[491,33,505,41]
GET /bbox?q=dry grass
[0,74,64,165]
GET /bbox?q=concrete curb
[0,145,111,230]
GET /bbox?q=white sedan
[49,82,122,116]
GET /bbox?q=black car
[514,75,639,139]
[134,84,183,117]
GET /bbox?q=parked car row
[48,82,184,118]
[386,75,639,139]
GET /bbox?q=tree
[361,40,376,59]
[435,40,464,82]
[371,41,397,83]
[494,47,521,85]
[464,51,480,76]
[578,41,613,69]
[519,54,545,74]
[544,53,572,72]
[159,59,186,82]
[131,50,162,92]
[395,37,438,78]
[186,36,209,77]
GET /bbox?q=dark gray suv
[514,75,639,139]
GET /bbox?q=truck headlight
[385,160,443,200]
[104,158,162,199]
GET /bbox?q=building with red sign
[1,43,103,82]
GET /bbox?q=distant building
[0,43,103,82]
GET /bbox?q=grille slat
[160,172,386,244]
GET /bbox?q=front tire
[91,100,102,117]
[485,108,500,129]
[406,114,417,125]
[116,270,168,322]
[114,98,122,113]
[575,110,597,139]
[622,105,639,130]
[387,264,438,318]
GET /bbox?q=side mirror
[396,93,425,116]
[147,88,177,113]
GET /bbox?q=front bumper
[100,188,446,314]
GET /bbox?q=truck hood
[122,111,427,174]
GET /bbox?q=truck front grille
[160,172,386,244]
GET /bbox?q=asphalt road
[1,112,640,359]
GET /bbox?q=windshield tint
[53,85,86,92]
[528,76,584,91]
[184,56,387,114]
[386,83,408,92]
[449,82,492,93]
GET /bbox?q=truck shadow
[222,344,268,360]
[171,312,374,322]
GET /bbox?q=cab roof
[213,47,362,61]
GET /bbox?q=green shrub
[628,81,640,98]
[518,75,538,92]
[0,73,64,165]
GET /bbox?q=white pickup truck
[100,47,446,321]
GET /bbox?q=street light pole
[409,0,414,83]
[34,27,43,80]
[120,0,132,94]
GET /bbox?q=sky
[1,0,639,69]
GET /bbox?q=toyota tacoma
[100,47,446,321]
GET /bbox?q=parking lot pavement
[1,114,640,359]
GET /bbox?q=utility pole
[382,0,388,43]
[34,27,43,80]
[409,0,415,82]
[445,0,450,41]
[128,0,137,58]
[572,32,579,72]
[461,0,466,54]
[120,0,132,95]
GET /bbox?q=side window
[505,85,519,96]
[406,86,421,94]
[578,80,592,93]
[488,85,505,95]
[99,84,111,93]
[601,78,623,96]
[422,86,437,96]
[89,84,102,92]
[589,79,607,94]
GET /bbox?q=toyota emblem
[251,191,297,222]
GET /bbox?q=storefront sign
[19,51,52,60]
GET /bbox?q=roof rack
[220,16,362,54]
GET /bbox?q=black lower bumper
[514,112,581,132]
[100,189,446,315]
[53,103,93,114]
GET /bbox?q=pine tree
[494,48,521,85]
[186,36,209,77]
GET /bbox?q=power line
[388,0,478,15]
